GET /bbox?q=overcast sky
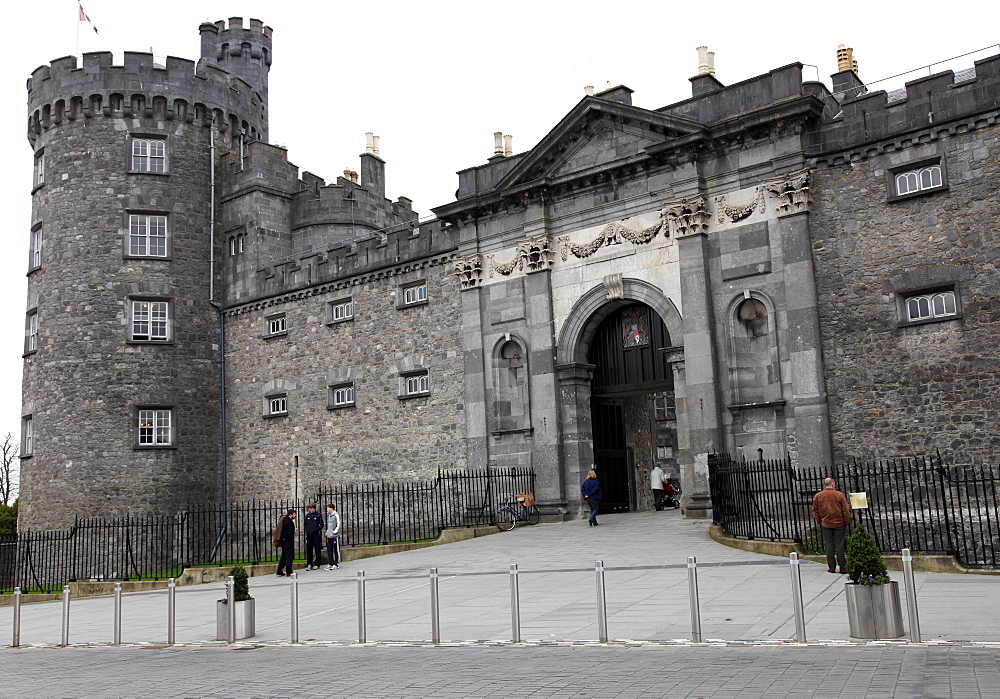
[2,0,998,468]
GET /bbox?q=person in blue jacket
[581,469,602,526]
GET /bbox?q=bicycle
[496,494,540,531]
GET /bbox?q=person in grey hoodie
[324,503,341,570]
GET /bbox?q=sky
[1,0,998,476]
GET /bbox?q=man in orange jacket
[812,478,851,574]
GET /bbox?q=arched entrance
[588,303,675,513]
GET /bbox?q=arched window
[895,165,943,196]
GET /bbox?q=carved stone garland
[764,169,811,215]
[715,188,764,224]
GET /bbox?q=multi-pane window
[330,298,354,322]
[268,395,288,415]
[402,283,427,306]
[330,384,355,407]
[131,300,169,341]
[137,408,172,446]
[895,165,943,196]
[21,416,32,456]
[132,138,166,173]
[25,310,38,353]
[229,234,246,256]
[267,315,287,335]
[403,372,429,396]
[129,214,168,257]
[30,227,42,270]
[906,290,957,322]
[33,151,45,187]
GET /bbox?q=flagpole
[76,1,80,60]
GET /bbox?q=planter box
[845,581,904,639]
[216,598,256,641]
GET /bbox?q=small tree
[0,432,18,507]
[845,524,890,585]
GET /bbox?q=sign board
[849,491,869,509]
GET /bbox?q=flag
[79,2,98,34]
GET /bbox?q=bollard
[113,583,122,646]
[167,578,176,646]
[290,572,300,644]
[226,575,236,644]
[789,552,807,643]
[509,564,521,643]
[687,556,702,643]
[901,548,922,643]
[595,560,608,643]
[429,567,440,644]
[357,570,367,644]
[61,585,71,647]
[11,587,20,648]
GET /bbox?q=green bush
[231,565,252,601]
[845,524,890,585]
[0,501,17,537]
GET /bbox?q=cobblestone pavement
[4,644,1000,697]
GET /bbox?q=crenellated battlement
[807,54,1000,158]
[27,20,271,147]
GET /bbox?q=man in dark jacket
[303,502,324,570]
[274,509,297,576]
[812,478,851,574]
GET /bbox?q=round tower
[19,19,271,528]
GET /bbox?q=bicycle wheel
[526,505,540,525]
[497,508,516,531]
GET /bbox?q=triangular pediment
[495,97,704,191]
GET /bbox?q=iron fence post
[60,585,71,647]
[290,571,300,643]
[357,570,367,643]
[595,560,609,643]
[430,567,440,644]
[113,582,121,646]
[11,587,20,648]
[687,556,702,643]
[902,548,922,643]
[167,578,176,645]
[226,575,235,644]
[789,552,807,643]
[509,563,521,643]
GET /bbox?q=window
[905,290,958,323]
[229,234,246,256]
[137,408,173,446]
[654,393,676,421]
[29,226,42,270]
[21,416,32,457]
[132,138,166,173]
[265,394,288,417]
[131,299,170,341]
[128,214,168,257]
[328,298,354,323]
[400,282,427,307]
[889,159,946,200]
[329,383,355,408]
[33,150,44,188]
[25,310,38,354]
[266,314,287,336]
[401,371,430,397]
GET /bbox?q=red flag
[79,2,98,34]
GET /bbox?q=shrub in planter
[845,524,891,585]
[217,565,255,640]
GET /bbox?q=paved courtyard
[3,511,1000,696]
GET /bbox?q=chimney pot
[372,135,380,157]
[584,85,595,96]
[365,132,374,154]
[493,131,503,156]
[707,51,716,76]
[696,46,710,75]
[504,134,512,157]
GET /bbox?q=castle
[19,21,1000,528]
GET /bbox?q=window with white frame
[892,162,944,198]
[137,408,173,447]
[266,314,287,336]
[328,298,354,323]
[401,371,430,397]
[25,310,38,354]
[329,383,355,408]
[29,226,42,270]
[128,214,168,257]
[33,150,45,188]
[266,394,288,416]
[905,289,958,323]
[131,138,166,173]
[131,299,170,341]
[21,416,32,457]
[401,282,427,307]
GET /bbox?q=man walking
[324,503,341,570]
[273,508,297,577]
[812,477,851,574]
[303,502,324,570]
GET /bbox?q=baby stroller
[659,478,681,509]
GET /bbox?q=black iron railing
[708,453,1000,568]
[0,467,536,593]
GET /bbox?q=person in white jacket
[324,503,341,570]
[650,465,666,510]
